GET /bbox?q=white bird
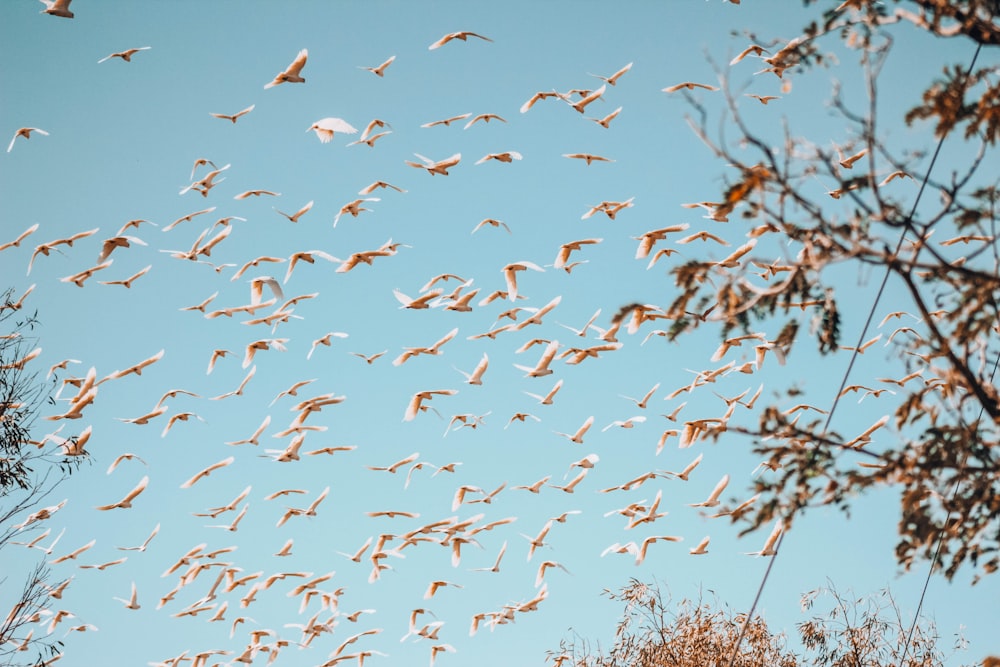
[265,48,308,88]
[587,106,622,128]
[666,453,703,481]
[524,378,563,405]
[567,84,606,113]
[118,523,160,552]
[689,474,730,507]
[553,415,595,444]
[113,582,140,610]
[602,413,647,431]
[360,55,395,77]
[589,62,633,86]
[181,457,235,489]
[455,353,489,385]
[421,113,471,128]
[249,276,284,305]
[502,260,545,302]
[634,535,683,565]
[470,540,506,573]
[514,339,560,377]
[404,390,457,422]
[689,536,711,555]
[95,476,149,510]
[620,383,661,409]
[428,31,493,50]
[475,151,521,165]
[308,117,358,143]
[39,0,74,18]
[746,519,783,556]
[98,46,151,64]
[405,152,461,176]
[210,104,255,123]
[7,127,49,153]
[274,200,314,223]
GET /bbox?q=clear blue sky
[1,1,996,665]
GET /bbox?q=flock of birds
[3,2,970,667]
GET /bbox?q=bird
[274,200,314,223]
[0,223,39,252]
[117,524,160,552]
[620,383,661,409]
[667,453,703,481]
[475,151,522,164]
[746,519,783,556]
[465,113,507,129]
[553,415,595,444]
[405,152,461,175]
[689,474,730,507]
[99,264,151,289]
[662,81,719,93]
[210,104,255,123]
[307,332,348,360]
[746,94,780,104]
[334,197,379,226]
[730,44,769,65]
[308,117,358,143]
[524,378,563,405]
[634,535,683,565]
[520,90,563,113]
[181,457,235,488]
[455,353,489,385]
[348,130,392,147]
[98,46,151,63]
[838,147,868,169]
[514,339,560,377]
[95,476,149,510]
[7,127,49,153]
[404,390,457,421]
[562,153,614,165]
[587,106,622,128]
[359,55,395,76]
[566,84,606,113]
[470,540,506,572]
[265,48,308,88]
[472,218,511,234]
[421,113,471,128]
[502,259,545,301]
[113,582,141,610]
[689,536,711,555]
[39,0,74,18]
[589,62,633,86]
[358,180,406,196]
[428,31,493,50]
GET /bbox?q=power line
[724,37,984,667]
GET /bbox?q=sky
[1,1,997,666]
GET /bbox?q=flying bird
[96,476,149,510]
[308,117,358,143]
[98,46,151,63]
[360,55,395,76]
[662,81,719,93]
[7,127,49,153]
[405,152,461,176]
[265,48,308,88]
[589,62,633,86]
[429,31,493,50]
[39,0,74,18]
[475,151,522,165]
[210,104,255,123]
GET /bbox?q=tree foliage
[659,0,1000,582]
[549,579,973,667]
[1,288,82,666]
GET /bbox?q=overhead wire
[724,34,985,667]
